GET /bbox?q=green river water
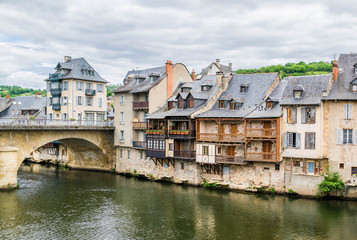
[1,164,357,240]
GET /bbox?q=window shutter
[209,145,215,156]
[301,108,306,124]
[343,104,347,119]
[348,104,353,119]
[337,128,342,144]
[296,133,301,148]
[292,108,297,123]
[311,107,316,123]
[287,108,292,123]
[283,133,288,148]
[196,144,201,155]
[354,129,357,145]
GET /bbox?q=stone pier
[0,146,19,189]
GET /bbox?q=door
[263,141,271,160]
[85,113,95,125]
[227,146,235,161]
[264,121,271,137]
[220,125,224,140]
[307,162,315,175]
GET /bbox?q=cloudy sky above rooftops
[0,0,356,89]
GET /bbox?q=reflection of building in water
[31,141,69,163]
[194,205,216,239]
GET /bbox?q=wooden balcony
[145,130,166,138]
[246,128,277,138]
[169,130,196,139]
[146,149,165,159]
[132,141,146,149]
[174,150,196,160]
[245,152,277,162]
[133,101,149,110]
[132,122,146,130]
[197,133,244,142]
[215,155,246,165]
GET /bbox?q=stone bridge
[0,125,115,189]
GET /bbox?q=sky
[0,0,357,89]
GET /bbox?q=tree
[318,168,344,196]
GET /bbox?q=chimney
[166,60,173,99]
[229,63,232,70]
[64,56,72,63]
[5,94,10,99]
[35,92,42,98]
[5,94,10,103]
[191,69,196,81]
[332,60,338,81]
[216,59,220,68]
[216,71,224,85]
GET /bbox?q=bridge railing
[0,118,114,127]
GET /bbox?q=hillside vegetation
[235,61,333,78]
[0,85,46,97]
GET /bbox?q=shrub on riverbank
[318,169,344,196]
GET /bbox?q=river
[1,164,357,240]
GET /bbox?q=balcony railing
[246,128,277,138]
[52,103,61,111]
[197,133,244,142]
[132,122,147,130]
[50,88,61,96]
[0,118,114,128]
[85,89,96,96]
[133,141,146,148]
[146,149,165,159]
[245,152,277,162]
[174,150,196,159]
[169,130,196,139]
[49,73,64,80]
[215,155,246,164]
[133,101,149,109]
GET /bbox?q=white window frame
[120,112,124,124]
[120,130,124,142]
[343,104,353,120]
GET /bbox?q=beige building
[113,61,193,173]
[46,56,108,123]
[323,54,357,183]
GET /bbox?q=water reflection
[1,164,357,239]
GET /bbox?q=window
[284,132,300,148]
[223,166,230,175]
[52,97,60,104]
[86,97,93,106]
[97,84,104,93]
[120,130,124,142]
[61,113,67,121]
[120,150,123,158]
[98,98,102,107]
[266,102,272,109]
[76,81,84,91]
[287,107,297,124]
[120,95,125,104]
[86,82,93,90]
[140,151,143,159]
[275,164,280,171]
[343,129,353,144]
[181,162,184,170]
[49,113,53,120]
[230,103,236,110]
[61,96,67,106]
[201,86,208,92]
[164,162,168,168]
[219,101,224,109]
[301,107,316,124]
[189,99,194,108]
[307,161,315,175]
[203,146,209,155]
[147,139,152,149]
[217,147,221,155]
[343,104,353,119]
[352,85,357,92]
[305,132,316,149]
[62,81,68,91]
[77,96,83,106]
[49,97,52,106]
[294,90,302,98]
[128,150,130,159]
[352,167,357,176]
[240,86,247,93]
[169,143,173,151]
[339,163,344,169]
[120,112,124,124]
[178,99,184,109]
[293,160,301,167]
[97,113,105,122]
[145,94,149,101]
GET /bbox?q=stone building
[113,61,193,174]
[280,74,332,195]
[46,56,108,123]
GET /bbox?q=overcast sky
[0,0,356,89]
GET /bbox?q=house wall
[323,101,357,182]
[47,79,107,120]
[113,92,133,146]
[281,105,323,159]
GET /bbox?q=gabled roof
[49,58,108,83]
[113,66,166,93]
[350,78,357,84]
[198,61,233,78]
[324,53,357,100]
[197,73,279,118]
[281,74,331,105]
[0,96,47,119]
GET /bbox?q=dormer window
[354,64,357,74]
[178,99,184,109]
[189,99,194,108]
[201,86,207,92]
[219,101,225,109]
[266,102,273,109]
[350,78,357,92]
[81,69,87,76]
[230,103,236,110]
[168,101,174,110]
[240,86,247,93]
[294,90,303,98]
[136,78,145,84]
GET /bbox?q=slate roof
[113,66,166,93]
[48,58,108,83]
[324,53,357,100]
[280,74,331,105]
[0,96,47,119]
[197,73,279,118]
[0,98,14,115]
[147,75,219,119]
[198,62,233,76]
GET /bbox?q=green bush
[318,170,344,195]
